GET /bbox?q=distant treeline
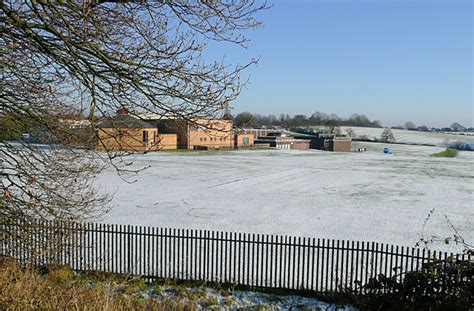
[233,111,382,128]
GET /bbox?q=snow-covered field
[340,126,474,146]
[97,142,473,253]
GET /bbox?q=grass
[158,146,273,153]
[0,259,195,310]
[431,148,459,158]
[0,258,371,310]
[158,148,210,153]
[2,259,321,310]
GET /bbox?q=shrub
[0,259,181,309]
[348,256,473,310]
[46,266,73,284]
[432,148,459,158]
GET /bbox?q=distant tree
[235,111,383,129]
[391,125,404,130]
[347,114,378,127]
[292,114,308,126]
[404,121,417,130]
[345,127,355,138]
[251,113,263,127]
[268,114,278,126]
[417,125,429,132]
[450,123,466,132]
[309,111,328,125]
[233,112,254,127]
[279,114,291,127]
[250,114,277,128]
[380,128,396,143]
[323,118,338,133]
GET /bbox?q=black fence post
[127,224,132,275]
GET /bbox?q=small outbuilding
[234,133,255,149]
[330,136,352,152]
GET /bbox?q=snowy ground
[138,285,355,310]
[97,142,473,253]
[340,126,474,146]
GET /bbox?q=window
[243,137,249,145]
[153,131,157,145]
[200,137,203,142]
[204,137,207,141]
[143,130,149,146]
[324,139,330,150]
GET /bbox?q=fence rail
[1,219,470,293]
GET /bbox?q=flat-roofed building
[138,114,233,150]
[254,132,310,150]
[234,132,255,148]
[330,136,352,152]
[96,115,177,152]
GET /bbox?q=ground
[340,126,474,146]
[0,259,355,310]
[97,141,474,253]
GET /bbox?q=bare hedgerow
[1,0,268,261]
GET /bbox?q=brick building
[291,131,352,152]
[234,132,255,149]
[97,112,256,152]
[330,136,352,152]
[141,116,233,150]
[96,115,177,152]
[254,132,310,150]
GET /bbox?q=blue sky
[209,0,473,127]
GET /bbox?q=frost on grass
[97,142,474,253]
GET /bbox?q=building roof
[97,115,155,129]
[135,113,232,124]
[287,131,318,138]
[135,113,175,121]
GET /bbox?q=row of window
[142,130,231,146]
[199,137,228,142]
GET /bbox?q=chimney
[117,107,129,115]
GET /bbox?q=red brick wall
[332,139,352,152]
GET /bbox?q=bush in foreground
[345,256,473,311]
[432,148,459,158]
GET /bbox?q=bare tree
[1,0,267,253]
[379,128,396,143]
[345,127,355,138]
